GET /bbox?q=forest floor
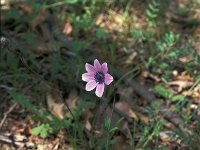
[0,0,200,150]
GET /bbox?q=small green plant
[96,27,108,40]
[10,91,37,113]
[154,85,185,102]
[138,120,164,148]
[130,29,146,45]
[154,85,173,99]
[103,118,119,134]
[1,0,199,149]
[31,123,53,138]
[21,32,37,44]
[146,31,180,76]
[146,0,160,27]
[102,117,124,150]
[10,90,72,138]
[156,31,180,54]
[3,8,21,21]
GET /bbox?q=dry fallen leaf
[62,22,73,36]
[64,90,78,118]
[115,101,150,123]
[159,131,182,144]
[193,40,200,55]
[125,51,138,65]
[167,81,193,92]
[142,70,161,82]
[115,101,138,121]
[46,90,65,119]
[46,89,78,119]
[82,111,93,131]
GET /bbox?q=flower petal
[94,59,101,71]
[101,63,108,73]
[85,80,97,91]
[85,63,96,74]
[105,73,113,85]
[82,73,94,82]
[95,83,105,97]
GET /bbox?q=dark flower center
[94,71,105,84]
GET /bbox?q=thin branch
[126,77,193,134]
[0,103,17,129]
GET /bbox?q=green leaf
[159,63,169,69]
[71,41,88,51]
[75,13,94,29]
[152,100,163,109]
[149,4,159,12]
[27,0,42,10]
[152,0,160,6]
[64,0,78,4]
[196,75,200,80]
[40,128,48,138]
[168,51,177,57]
[4,8,21,21]
[96,27,107,39]
[31,124,44,136]
[31,124,53,138]
[50,118,71,131]
[146,9,157,18]
[10,91,36,113]
[103,118,111,132]
[147,57,156,68]
[21,32,37,44]
[6,52,19,71]
[109,127,118,133]
[154,85,173,99]
[172,95,185,102]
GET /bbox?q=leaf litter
[1,0,200,149]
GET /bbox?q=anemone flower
[82,59,113,97]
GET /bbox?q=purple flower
[82,59,114,97]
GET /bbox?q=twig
[170,16,200,28]
[44,11,77,57]
[0,103,17,129]
[44,11,73,50]
[0,84,14,91]
[126,78,156,103]
[1,31,55,91]
[159,105,191,134]
[126,77,193,134]
[0,132,27,148]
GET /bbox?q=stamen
[94,71,105,84]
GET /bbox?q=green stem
[106,83,116,150]
[114,67,139,88]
